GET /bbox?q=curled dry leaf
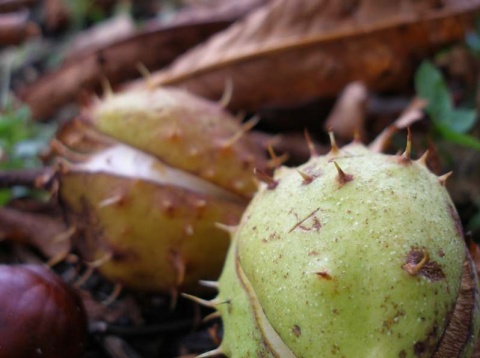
[64,14,135,61]
[18,21,228,120]
[171,0,267,25]
[144,0,480,112]
[324,81,368,141]
[18,0,266,120]
[0,206,71,259]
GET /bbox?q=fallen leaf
[144,0,480,112]
[324,81,368,141]
[170,0,267,25]
[64,14,135,61]
[0,206,71,258]
[18,22,227,120]
[18,0,266,120]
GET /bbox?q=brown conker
[0,264,87,358]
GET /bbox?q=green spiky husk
[86,87,265,198]
[60,171,244,292]
[215,143,480,357]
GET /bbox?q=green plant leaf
[0,101,56,205]
[448,108,477,133]
[0,190,11,206]
[435,123,480,150]
[415,60,452,124]
[466,32,480,55]
[415,60,478,138]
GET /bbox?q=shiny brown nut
[0,264,87,358]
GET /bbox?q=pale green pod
[54,87,266,294]
[85,87,263,198]
[213,142,480,357]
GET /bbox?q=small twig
[0,167,53,189]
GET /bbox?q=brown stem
[0,167,53,189]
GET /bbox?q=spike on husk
[220,116,260,150]
[181,293,219,309]
[253,168,278,190]
[215,223,237,235]
[219,78,234,109]
[199,280,219,289]
[417,150,429,167]
[401,127,412,162]
[297,170,314,184]
[328,130,339,155]
[333,161,353,186]
[196,346,225,358]
[304,129,318,158]
[438,171,453,186]
[267,145,288,169]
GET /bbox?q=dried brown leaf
[19,1,265,120]
[171,0,267,25]
[144,0,480,111]
[64,14,135,61]
[0,206,71,258]
[18,22,227,120]
[324,81,368,141]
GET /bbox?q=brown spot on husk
[414,324,439,357]
[315,271,332,280]
[110,245,139,262]
[402,248,445,281]
[292,325,301,337]
[262,232,281,243]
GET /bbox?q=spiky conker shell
[60,171,244,292]
[215,144,480,357]
[55,87,266,293]
[86,87,265,198]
